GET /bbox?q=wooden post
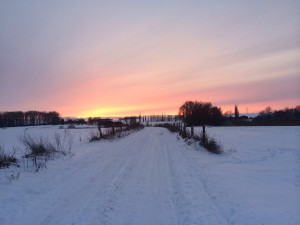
[183,124,186,136]
[202,125,206,145]
[191,126,194,137]
[98,122,103,139]
[112,123,115,135]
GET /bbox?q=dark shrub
[200,133,222,154]
[0,146,17,168]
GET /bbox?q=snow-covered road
[1,127,299,225]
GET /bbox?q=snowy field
[0,125,299,225]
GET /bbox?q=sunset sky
[1,0,299,117]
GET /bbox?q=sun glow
[76,106,142,118]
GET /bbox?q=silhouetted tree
[259,106,272,116]
[179,101,223,126]
[211,106,223,125]
[234,105,239,119]
[254,106,300,123]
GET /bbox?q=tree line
[253,106,300,124]
[0,111,60,127]
[178,101,300,126]
[1,104,299,128]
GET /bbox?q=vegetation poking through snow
[156,123,222,154]
[6,170,20,181]
[199,132,222,154]
[19,130,73,158]
[0,146,17,168]
[89,124,144,142]
[54,130,74,155]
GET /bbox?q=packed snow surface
[0,126,299,225]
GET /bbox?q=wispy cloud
[0,1,299,116]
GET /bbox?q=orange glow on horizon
[76,106,141,118]
[64,105,179,118]
[58,97,299,118]
[39,62,299,119]
[219,98,300,115]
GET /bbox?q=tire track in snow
[6,127,230,225]
[163,130,231,225]
[125,130,178,225]
[13,131,144,225]
[178,143,236,225]
[91,128,179,225]
[37,128,175,225]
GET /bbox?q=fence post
[98,122,103,139]
[112,123,115,135]
[202,125,206,145]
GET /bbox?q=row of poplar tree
[0,111,60,127]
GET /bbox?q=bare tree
[179,101,223,126]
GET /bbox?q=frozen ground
[0,126,299,225]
